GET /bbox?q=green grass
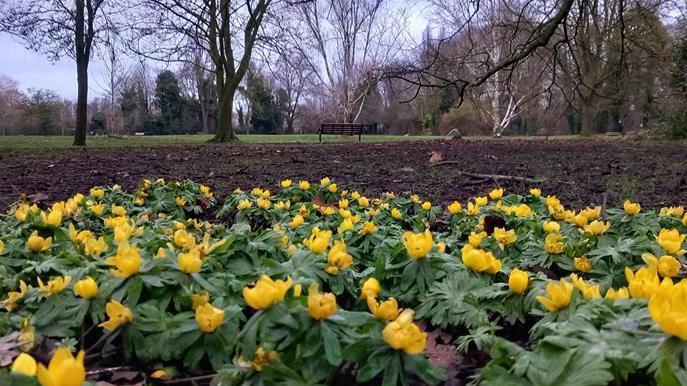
[0,134,446,149]
[0,133,609,150]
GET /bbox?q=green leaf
[321,322,342,366]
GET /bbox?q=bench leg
[319,133,322,143]
[358,133,361,142]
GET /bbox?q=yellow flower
[179,249,203,273]
[195,303,225,333]
[642,253,681,278]
[191,292,209,310]
[656,229,686,256]
[337,218,354,233]
[357,197,369,207]
[359,221,377,235]
[437,242,446,253]
[250,187,264,196]
[275,200,290,210]
[150,370,169,379]
[529,188,541,197]
[382,309,426,354]
[328,183,338,193]
[90,187,105,198]
[41,210,63,227]
[447,201,462,214]
[570,274,601,299]
[544,233,564,254]
[361,277,380,300]
[27,231,52,253]
[4,280,29,311]
[421,201,432,211]
[299,180,310,190]
[683,213,687,227]
[200,185,213,198]
[307,284,337,320]
[338,199,349,209]
[281,179,292,188]
[326,240,352,275]
[466,202,479,216]
[572,213,588,227]
[304,228,332,254]
[73,277,98,299]
[0,239,4,255]
[623,200,641,215]
[536,279,574,312]
[243,275,292,310]
[175,197,187,207]
[474,196,488,206]
[509,268,529,294]
[542,221,560,233]
[660,206,685,218]
[583,220,610,236]
[468,231,487,248]
[36,347,86,386]
[110,205,125,217]
[237,199,252,210]
[83,237,107,257]
[605,287,629,300]
[514,204,532,217]
[37,276,71,297]
[649,278,687,340]
[173,229,196,250]
[403,229,433,260]
[87,203,104,216]
[12,352,37,376]
[352,191,362,200]
[574,257,593,273]
[581,206,601,221]
[100,300,133,330]
[625,266,660,299]
[461,245,501,274]
[493,227,516,248]
[288,215,304,228]
[257,197,271,210]
[489,188,503,200]
[106,242,142,279]
[391,208,403,219]
[113,220,139,242]
[367,296,401,321]
[237,347,279,371]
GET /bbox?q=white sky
[0,4,429,101]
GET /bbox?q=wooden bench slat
[318,123,365,142]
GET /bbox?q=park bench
[318,123,364,142]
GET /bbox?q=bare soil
[1,139,686,210]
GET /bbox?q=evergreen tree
[246,71,282,134]
[154,70,184,134]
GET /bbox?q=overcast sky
[0,4,429,101]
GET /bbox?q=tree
[281,0,410,123]
[22,88,62,135]
[154,70,184,134]
[246,70,283,134]
[131,0,290,142]
[0,74,23,136]
[1,0,108,146]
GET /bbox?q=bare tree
[1,0,108,145]
[281,0,411,123]
[262,47,310,133]
[130,0,298,141]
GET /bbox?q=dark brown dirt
[1,139,686,210]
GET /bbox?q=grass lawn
[0,133,593,149]
[0,134,441,149]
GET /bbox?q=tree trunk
[74,57,89,146]
[580,99,596,136]
[73,0,88,146]
[212,86,238,142]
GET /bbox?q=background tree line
[1,0,686,143]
